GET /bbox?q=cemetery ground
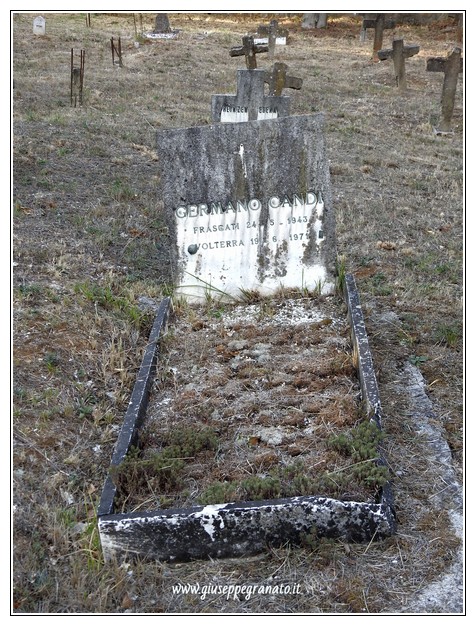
[12,13,463,613]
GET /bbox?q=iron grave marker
[157,114,336,301]
[211,66,301,123]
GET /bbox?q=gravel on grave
[120,294,382,512]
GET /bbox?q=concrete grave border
[97,275,396,562]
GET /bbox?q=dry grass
[12,12,463,613]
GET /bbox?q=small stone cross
[264,62,303,96]
[378,39,420,92]
[230,35,268,69]
[427,47,463,132]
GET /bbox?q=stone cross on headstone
[426,47,463,132]
[230,35,268,69]
[264,62,303,96]
[362,14,396,61]
[378,39,420,92]
[254,19,289,58]
[211,69,291,123]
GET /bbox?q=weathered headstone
[426,47,463,133]
[154,13,171,33]
[33,16,45,36]
[230,35,268,70]
[211,65,302,123]
[362,14,396,61]
[378,39,420,92]
[157,114,336,300]
[144,13,178,39]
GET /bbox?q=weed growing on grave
[336,256,346,294]
[326,420,389,489]
[435,323,461,348]
[111,426,219,504]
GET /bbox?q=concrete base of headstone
[97,276,396,563]
[157,114,336,302]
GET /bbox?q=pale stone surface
[157,114,336,301]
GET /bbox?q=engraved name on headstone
[157,114,336,300]
[211,69,291,123]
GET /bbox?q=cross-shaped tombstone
[254,19,289,58]
[362,14,396,61]
[264,62,303,96]
[230,35,268,69]
[211,69,291,123]
[427,47,463,133]
[378,39,420,92]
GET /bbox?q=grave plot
[98,83,395,563]
[97,276,395,562]
[113,294,386,512]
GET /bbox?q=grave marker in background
[362,14,396,61]
[230,35,268,69]
[144,13,179,39]
[252,20,289,58]
[33,16,45,36]
[426,47,463,132]
[378,39,420,92]
[157,114,336,300]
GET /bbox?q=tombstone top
[257,19,289,38]
[211,69,290,123]
[426,47,463,74]
[230,35,268,69]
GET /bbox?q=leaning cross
[378,39,420,92]
[264,62,303,96]
[230,35,268,69]
[362,14,396,61]
[426,47,463,132]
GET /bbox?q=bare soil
[12,12,463,614]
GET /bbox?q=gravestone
[157,114,336,301]
[211,66,302,123]
[253,20,289,58]
[33,16,45,36]
[230,35,268,70]
[144,13,178,39]
[378,39,420,92]
[154,13,171,33]
[362,15,396,61]
[426,47,463,132]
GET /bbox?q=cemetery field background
[12,12,463,614]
